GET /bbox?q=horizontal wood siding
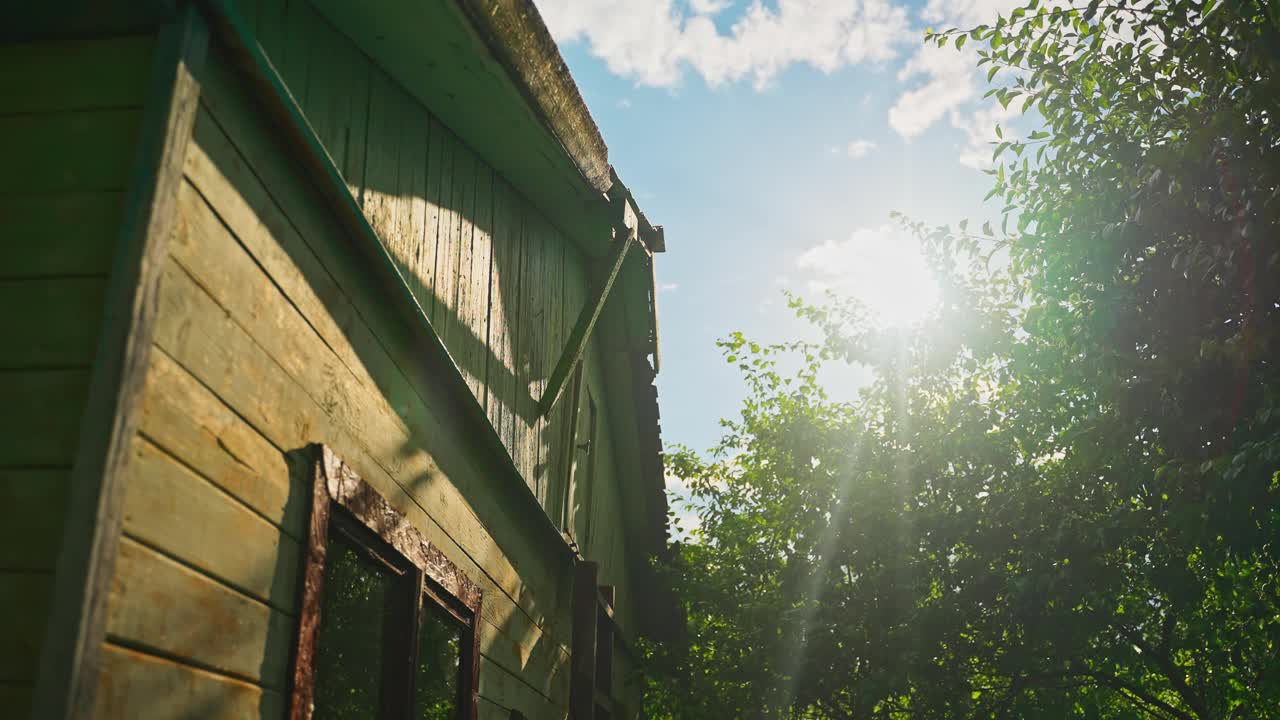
[249,7,652,714]
[0,33,154,717]
[92,53,577,718]
[243,2,598,509]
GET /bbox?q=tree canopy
[647,2,1280,718]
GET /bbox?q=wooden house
[1,1,671,718]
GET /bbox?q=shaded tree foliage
[646,2,1280,718]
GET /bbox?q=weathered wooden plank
[137,351,303,539]
[0,34,153,115]
[0,470,68,571]
[453,143,478,391]
[395,94,431,306]
[432,130,463,349]
[0,109,142,194]
[414,115,448,317]
[0,193,122,279]
[296,15,344,174]
[32,12,209,720]
[185,48,573,639]
[105,537,293,687]
[541,231,569,518]
[487,177,522,459]
[515,206,544,491]
[183,107,543,610]
[0,277,108,369]
[0,369,91,466]
[478,655,566,720]
[362,67,405,261]
[0,572,52,683]
[95,643,285,720]
[187,22,571,574]
[276,0,314,105]
[341,53,371,205]
[246,13,366,202]
[539,234,634,417]
[162,183,559,629]
[121,436,301,612]
[152,249,572,698]
[462,161,494,402]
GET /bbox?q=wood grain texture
[120,436,302,612]
[172,57,581,704]
[105,537,293,687]
[136,351,304,539]
[487,177,522,456]
[95,643,285,720]
[32,10,208,720]
[539,233,634,416]
[148,257,570,704]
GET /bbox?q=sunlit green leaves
[646,2,1280,719]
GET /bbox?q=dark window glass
[312,529,395,718]
[414,598,463,719]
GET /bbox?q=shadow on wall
[182,46,580,715]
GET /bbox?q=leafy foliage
[646,2,1280,718]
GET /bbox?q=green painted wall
[0,33,155,717]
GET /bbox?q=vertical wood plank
[537,229,563,515]
[397,95,430,308]
[32,10,208,720]
[486,177,520,462]
[454,141,478,391]
[431,129,459,341]
[518,209,545,493]
[466,162,494,404]
[362,69,404,258]
[416,115,446,318]
[276,0,313,103]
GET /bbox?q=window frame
[291,444,483,720]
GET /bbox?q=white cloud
[795,224,939,326]
[616,97,632,109]
[920,0,1023,28]
[843,138,877,158]
[689,0,733,14]
[885,0,1023,142]
[887,43,978,139]
[537,0,912,89]
[658,281,680,292]
[950,96,1025,169]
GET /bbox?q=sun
[796,224,940,328]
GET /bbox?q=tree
[647,2,1280,718]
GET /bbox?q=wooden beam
[539,199,637,416]
[31,7,208,720]
[570,559,599,720]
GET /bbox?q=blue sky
[539,0,1024,456]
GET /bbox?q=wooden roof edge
[455,0,611,194]
[607,166,666,254]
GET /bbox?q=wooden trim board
[291,445,484,720]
